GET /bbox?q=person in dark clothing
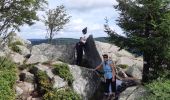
[75,37,85,66]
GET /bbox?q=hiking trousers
[76,52,83,66]
[105,77,116,93]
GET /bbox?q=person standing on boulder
[94,54,116,97]
[75,27,88,66]
[75,37,85,66]
[81,27,88,43]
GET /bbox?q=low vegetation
[117,64,128,69]
[35,68,81,100]
[52,63,74,86]
[8,41,23,54]
[10,41,23,46]
[142,72,170,100]
[43,88,81,100]
[0,57,17,99]
[35,70,53,95]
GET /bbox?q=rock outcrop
[119,86,147,100]
[126,66,142,79]
[84,35,143,80]
[68,65,100,100]
[84,35,102,68]
[17,45,31,56]
[34,63,100,100]
[0,33,146,100]
[10,53,25,65]
[27,43,75,64]
[7,32,31,46]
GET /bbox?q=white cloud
[18,0,122,39]
[64,0,117,11]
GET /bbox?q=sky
[18,0,123,39]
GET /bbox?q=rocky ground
[0,33,146,100]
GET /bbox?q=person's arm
[94,64,102,71]
[110,63,116,81]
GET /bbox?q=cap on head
[82,27,87,34]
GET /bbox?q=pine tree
[105,0,170,82]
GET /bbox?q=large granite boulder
[34,63,100,100]
[27,55,48,64]
[84,35,102,68]
[68,65,100,100]
[35,64,68,89]
[27,43,75,64]
[17,45,31,56]
[119,86,147,100]
[10,53,25,65]
[126,66,142,79]
[117,57,143,68]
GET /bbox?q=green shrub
[0,57,17,100]
[117,64,128,69]
[52,63,74,86]
[11,45,22,53]
[141,79,170,100]
[43,88,82,100]
[9,41,23,46]
[18,63,38,71]
[35,70,53,95]
[8,41,23,53]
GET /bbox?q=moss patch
[43,88,82,100]
[117,64,128,69]
[35,70,53,95]
[8,41,23,54]
[52,63,74,86]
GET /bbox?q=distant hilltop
[29,37,109,45]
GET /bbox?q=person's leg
[76,54,79,65]
[111,78,116,93]
[79,52,83,66]
[77,54,81,65]
[104,79,110,95]
[111,77,118,99]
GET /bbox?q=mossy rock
[117,64,128,69]
[8,41,23,47]
[35,70,53,95]
[8,41,23,54]
[52,63,74,86]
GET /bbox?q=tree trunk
[49,29,53,44]
[142,53,150,83]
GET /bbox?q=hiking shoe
[104,92,109,96]
[109,92,115,96]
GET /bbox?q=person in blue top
[94,54,116,96]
